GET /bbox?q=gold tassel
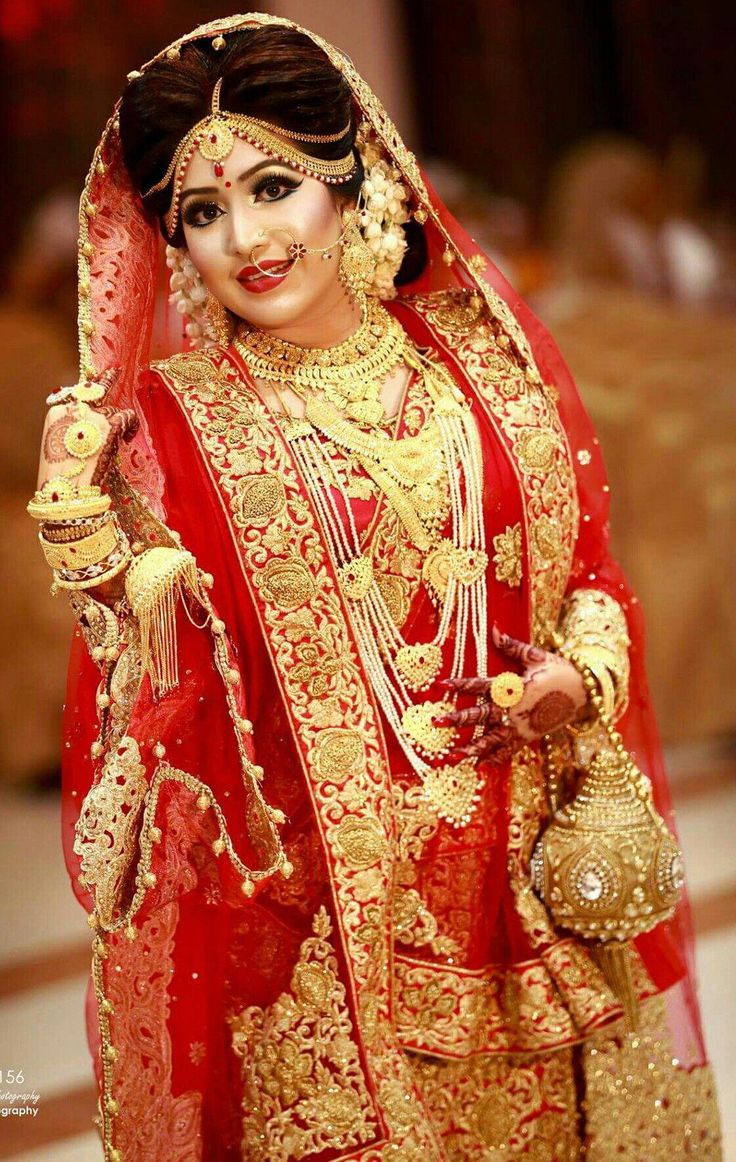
[124,547,206,697]
[594,941,639,1032]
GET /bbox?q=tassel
[594,941,639,1032]
[125,547,206,697]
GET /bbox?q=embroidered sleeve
[556,587,631,723]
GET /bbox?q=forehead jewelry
[144,77,356,236]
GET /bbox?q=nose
[223,204,263,261]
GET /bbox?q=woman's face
[179,137,350,334]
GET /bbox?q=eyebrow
[179,159,293,206]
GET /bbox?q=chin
[229,287,319,332]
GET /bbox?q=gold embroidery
[93,902,203,1160]
[255,555,316,609]
[393,939,635,1057]
[160,348,442,1151]
[313,728,366,781]
[228,906,378,1159]
[234,473,286,523]
[493,522,523,587]
[583,995,723,1159]
[74,736,148,926]
[334,817,388,868]
[407,1045,582,1159]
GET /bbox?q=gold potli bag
[531,649,685,1027]
[124,545,209,697]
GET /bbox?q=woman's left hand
[433,624,590,764]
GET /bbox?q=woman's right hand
[36,396,139,606]
[37,400,139,493]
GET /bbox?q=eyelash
[182,172,302,229]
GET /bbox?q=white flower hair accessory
[165,245,221,348]
[166,124,414,347]
[355,124,411,300]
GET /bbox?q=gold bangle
[40,514,108,543]
[27,478,111,522]
[40,517,120,571]
[53,536,132,591]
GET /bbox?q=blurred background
[0,1,734,1158]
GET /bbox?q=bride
[28,14,721,1160]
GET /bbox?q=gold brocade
[73,736,148,927]
[408,290,579,643]
[407,1047,582,1160]
[582,995,723,1158]
[158,348,443,1153]
[98,902,203,1159]
[393,937,652,1057]
[228,907,378,1159]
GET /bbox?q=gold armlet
[40,514,121,572]
[124,546,209,698]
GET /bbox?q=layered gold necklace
[236,295,407,426]
[235,301,489,828]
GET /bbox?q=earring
[338,206,377,299]
[205,292,231,345]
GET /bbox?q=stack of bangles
[27,480,132,590]
[548,629,619,729]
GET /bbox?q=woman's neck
[255,284,362,349]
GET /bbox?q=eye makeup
[182,168,303,228]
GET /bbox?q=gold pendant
[346,399,385,425]
[401,700,456,756]
[338,555,374,600]
[422,760,483,828]
[422,538,455,603]
[450,546,488,585]
[395,643,443,692]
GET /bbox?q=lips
[237,258,294,292]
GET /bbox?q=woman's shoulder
[391,286,487,339]
[148,347,226,390]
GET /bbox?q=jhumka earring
[337,201,377,299]
[204,292,231,345]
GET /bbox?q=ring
[489,671,525,709]
[249,227,301,276]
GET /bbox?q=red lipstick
[237,258,294,294]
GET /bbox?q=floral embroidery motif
[159,348,442,1153]
[73,735,148,926]
[492,522,523,587]
[393,939,637,1057]
[102,902,203,1159]
[228,907,377,1159]
[407,1045,582,1158]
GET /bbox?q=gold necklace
[238,308,490,828]
[235,295,407,425]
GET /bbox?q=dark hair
[119,27,361,247]
[118,25,425,282]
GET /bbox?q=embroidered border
[155,349,444,1157]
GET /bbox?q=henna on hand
[433,700,502,730]
[91,409,139,485]
[449,725,518,765]
[524,688,578,735]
